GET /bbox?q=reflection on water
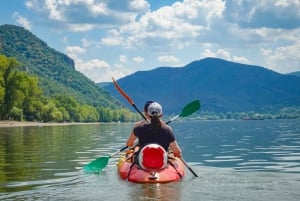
[0,119,300,201]
[0,123,132,194]
[129,183,182,201]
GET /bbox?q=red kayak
[117,144,185,183]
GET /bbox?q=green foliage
[0,55,20,119]
[0,54,139,123]
[10,107,23,121]
[79,105,99,122]
[40,101,60,122]
[0,24,120,108]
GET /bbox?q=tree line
[0,55,140,123]
[196,108,300,120]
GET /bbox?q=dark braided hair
[150,112,161,133]
[147,102,163,133]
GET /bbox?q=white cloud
[81,38,94,48]
[232,56,250,64]
[115,0,225,50]
[275,0,299,7]
[224,0,300,29]
[158,55,180,64]
[201,48,216,58]
[64,44,131,82]
[65,46,86,58]
[66,24,95,32]
[68,54,112,82]
[25,0,149,32]
[101,36,123,46]
[80,59,109,71]
[25,0,44,12]
[12,12,31,30]
[88,1,108,15]
[275,0,290,7]
[129,0,150,10]
[201,48,249,64]
[78,59,111,82]
[216,49,231,61]
[44,0,65,21]
[260,48,272,57]
[133,56,144,63]
[263,40,300,73]
[120,55,127,63]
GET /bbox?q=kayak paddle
[84,146,128,173]
[112,77,147,121]
[180,157,198,177]
[165,99,200,124]
[83,99,200,173]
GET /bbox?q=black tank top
[133,123,175,150]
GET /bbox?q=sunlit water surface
[0,119,299,201]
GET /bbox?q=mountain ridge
[103,58,300,114]
[288,71,300,77]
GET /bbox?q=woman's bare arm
[169,140,182,157]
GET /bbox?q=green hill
[0,24,119,108]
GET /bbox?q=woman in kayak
[126,101,182,158]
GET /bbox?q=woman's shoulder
[134,120,149,127]
[161,123,173,131]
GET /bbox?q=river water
[0,119,299,201]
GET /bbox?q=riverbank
[0,121,100,128]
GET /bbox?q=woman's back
[134,122,175,150]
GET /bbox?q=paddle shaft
[180,157,198,177]
[165,115,179,124]
[111,146,128,157]
[112,77,147,121]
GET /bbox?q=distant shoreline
[0,121,101,128]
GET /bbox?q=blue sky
[0,0,300,82]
